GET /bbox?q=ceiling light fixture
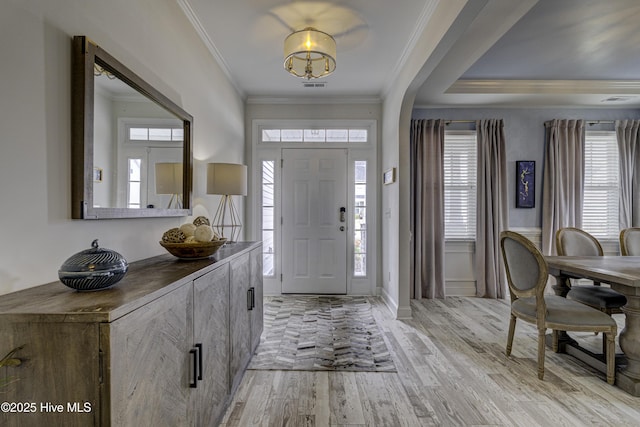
[94,63,117,80]
[284,27,336,80]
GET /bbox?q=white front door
[282,148,348,294]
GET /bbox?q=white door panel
[282,149,347,294]
[116,146,181,209]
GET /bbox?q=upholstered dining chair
[620,227,640,256]
[500,230,616,385]
[555,227,627,314]
[556,227,626,356]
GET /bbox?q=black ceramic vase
[58,239,128,291]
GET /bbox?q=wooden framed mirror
[71,35,193,219]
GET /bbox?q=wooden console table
[546,255,640,395]
[0,242,263,426]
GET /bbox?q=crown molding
[448,79,640,95]
[381,0,440,98]
[177,0,245,99]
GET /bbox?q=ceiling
[179,0,640,108]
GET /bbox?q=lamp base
[212,195,242,242]
[166,193,183,209]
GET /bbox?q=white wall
[0,0,244,295]
[380,0,467,318]
[93,90,113,207]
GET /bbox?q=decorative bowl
[160,239,227,259]
[58,239,129,291]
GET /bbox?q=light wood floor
[220,297,640,426]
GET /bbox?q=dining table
[545,255,640,396]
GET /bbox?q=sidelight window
[261,160,276,276]
[354,161,367,276]
[127,158,142,208]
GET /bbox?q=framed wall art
[516,161,535,208]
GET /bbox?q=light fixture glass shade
[284,27,336,80]
[206,163,247,196]
[155,163,183,194]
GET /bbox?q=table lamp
[207,163,247,242]
[155,162,183,209]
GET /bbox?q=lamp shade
[207,163,247,196]
[284,27,336,80]
[155,163,183,194]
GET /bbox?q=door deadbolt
[340,226,345,231]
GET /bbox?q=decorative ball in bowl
[160,238,227,259]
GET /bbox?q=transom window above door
[261,128,368,143]
[127,126,183,142]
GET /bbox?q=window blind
[583,131,619,239]
[444,131,477,240]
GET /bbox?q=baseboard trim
[380,287,412,320]
[380,287,398,316]
[396,305,413,320]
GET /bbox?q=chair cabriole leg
[607,330,616,385]
[506,314,516,356]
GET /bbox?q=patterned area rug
[248,296,397,372]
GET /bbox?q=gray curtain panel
[410,119,445,299]
[616,120,640,229]
[475,119,508,299]
[541,119,585,255]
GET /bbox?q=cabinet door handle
[251,287,256,309]
[189,348,198,388]
[247,288,253,311]
[196,343,203,381]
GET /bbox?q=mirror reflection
[72,35,192,219]
[92,67,184,210]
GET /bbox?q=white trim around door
[251,119,378,296]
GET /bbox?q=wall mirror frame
[71,35,193,219]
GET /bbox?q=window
[583,131,619,239]
[127,126,183,142]
[354,161,367,277]
[261,128,368,143]
[444,131,477,240]
[127,158,142,208]
[261,161,275,276]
